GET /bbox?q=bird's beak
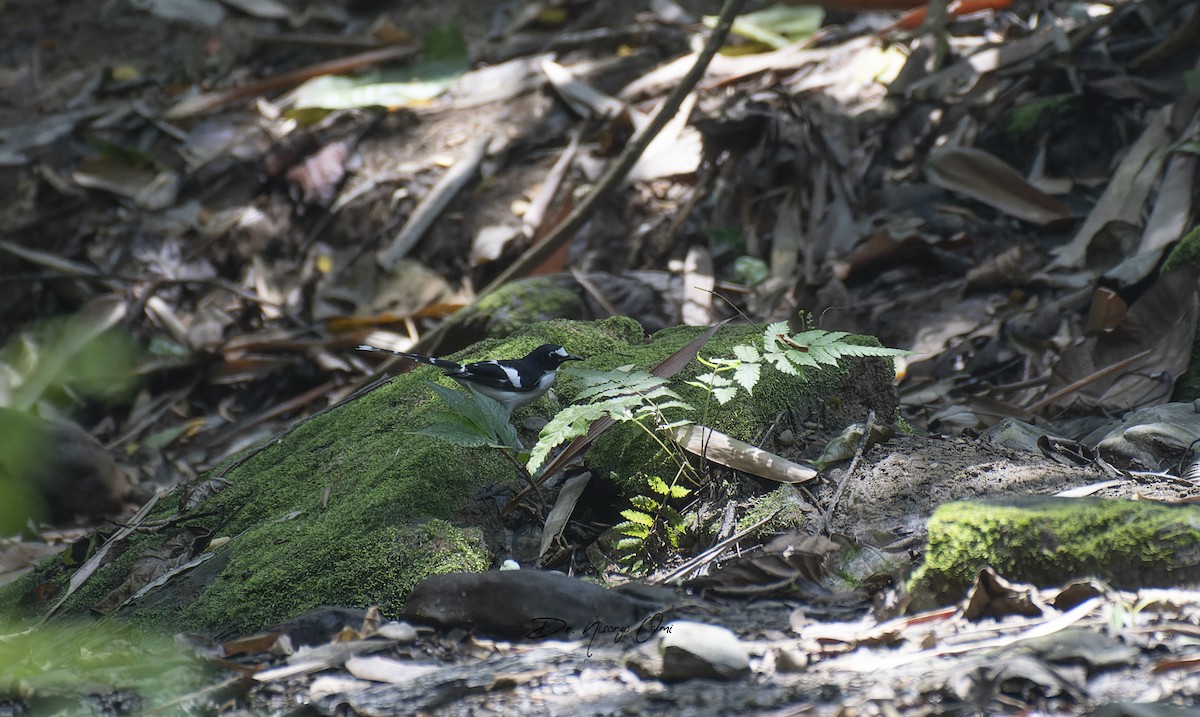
[566,354,584,362]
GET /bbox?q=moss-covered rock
[909,497,1200,608]
[1,317,897,636]
[441,276,586,347]
[2,319,638,635]
[737,485,820,535]
[574,323,898,489]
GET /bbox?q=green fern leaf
[793,329,847,346]
[713,386,738,404]
[661,505,685,527]
[762,321,790,352]
[831,344,912,358]
[527,402,614,473]
[732,361,760,394]
[646,475,671,495]
[787,347,819,369]
[764,350,798,375]
[620,509,656,527]
[615,521,650,539]
[732,344,760,363]
[667,484,691,499]
[572,368,668,402]
[629,494,661,511]
[615,537,644,552]
[652,400,695,412]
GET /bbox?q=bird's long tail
[356,345,462,370]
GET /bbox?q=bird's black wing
[452,360,533,392]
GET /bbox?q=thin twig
[656,508,783,584]
[1024,349,1152,413]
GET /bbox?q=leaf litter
[1,0,1200,713]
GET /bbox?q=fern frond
[620,509,656,527]
[615,521,650,539]
[667,484,691,499]
[615,537,644,551]
[572,368,668,402]
[629,494,661,511]
[646,475,670,495]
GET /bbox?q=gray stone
[658,621,749,682]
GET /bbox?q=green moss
[909,497,1200,607]
[1,317,895,635]
[1005,94,1075,134]
[453,277,586,339]
[1162,224,1200,273]
[6,320,646,635]
[738,485,819,534]
[574,325,896,489]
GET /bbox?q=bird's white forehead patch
[552,347,569,358]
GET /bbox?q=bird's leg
[500,449,546,513]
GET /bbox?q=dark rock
[403,570,665,640]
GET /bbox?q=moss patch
[3,317,896,635]
[738,485,820,535]
[447,276,586,342]
[571,324,898,489]
[910,497,1200,608]
[4,319,640,635]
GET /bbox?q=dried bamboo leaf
[669,424,817,483]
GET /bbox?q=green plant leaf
[421,381,519,450]
[668,484,691,499]
[732,361,760,394]
[646,475,671,495]
[615,522,650,539]
[764,349,797,375]
[713,386,738,404]
[615,537,644,552]
[528,401,631,473]
[732,344,760,363]
[620,509,656,527]
[572,368,668,402]
[762,321,790,352]
[629,494,661,511]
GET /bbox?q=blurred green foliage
[0,618,213,714]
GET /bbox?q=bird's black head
[528,344,583,368]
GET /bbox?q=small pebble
[522,416,549,431]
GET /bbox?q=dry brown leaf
[286,141,348,207]
[925,145,1072,225]
[377,135,493,270]
[697,532,837,595]
[538,471,591,559]
[1041,266,1199,411]
[1051,107,1171,269]
[669,424,818,483]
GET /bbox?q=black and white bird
[356,343,583,416]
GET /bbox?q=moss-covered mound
[2,317,896,636]
[910,497,1200,607]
